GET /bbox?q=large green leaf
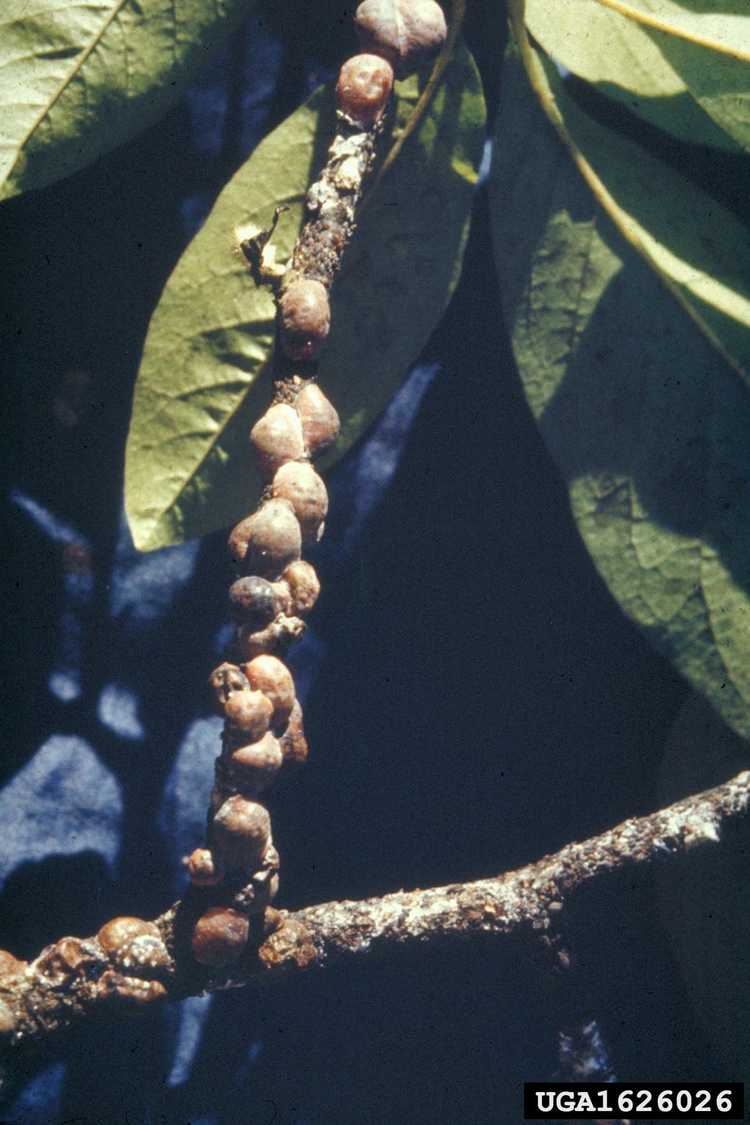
[0,0,252,201]
[491,51,750,741]
[125,43,485,551]
[593,0,750,153]
[525,0,744,152]
[508,12,750,390]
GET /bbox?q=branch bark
[2,769,748,1069]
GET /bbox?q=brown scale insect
[190,12,412,971]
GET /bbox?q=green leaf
[593,0,750,153]
[508,17,750,390]
[525,0,744,152]
[491,51,750,741]
[598,0,750,58]
[125,43,485,552]
[0,0,253,201]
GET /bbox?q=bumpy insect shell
[272,461,328,544]
[278,278,331,363]
[242,654,295,731]
[336,52,394,125]
[228,498,302,579]
[354,0,448,78]
[223,688,274,741]
[96,970,167,1006]
[191,906,250,968]
[249,402,305,480]
[97,916,160,955]
[236,614,305,662]
[186,847,224,887]
[208,661,250,712]
[228,575,291,627]
[211,794,272,873]
[295,383,340,459]
[231,842,281,914]
[228,730,284,794]
[283,560,320,616]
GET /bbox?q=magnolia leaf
[525,0,744,152]
[491,51,750,741]
[508,13,750,390]
[125,43,485,552]
[0,0,252,202]
[597,0,750,58]
[594,0,750,153]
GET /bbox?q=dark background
[0,1,745,1121]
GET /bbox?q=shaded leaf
[0,0,253,201]
[657,694,750,1081]
[491,51,750,741]
[125,44,485,551]
[508,14,750,389]
[525,0,743,152]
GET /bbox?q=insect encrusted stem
[0,770,746,1058]
[188,0,454,977]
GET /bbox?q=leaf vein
[4,0,134,189]
[154,355,272,523]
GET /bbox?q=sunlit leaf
[125,43,485,551]
[507,12,750,389]
[598,0,750,58]
[593,0,750,152]
[525,0,744,152]
[0,0,253,201]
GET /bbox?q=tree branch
[2,769,748,1070]
[273,767,750,966]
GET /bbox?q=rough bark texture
[2,769,747,1066]
[292,767,750,962]
[290,113,387,288]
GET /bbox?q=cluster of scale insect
[186,0,448,973]
[0,0,449,1025]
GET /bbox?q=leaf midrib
[594,0,750,63]
[2,0,132,191]
[508,0,750,389]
